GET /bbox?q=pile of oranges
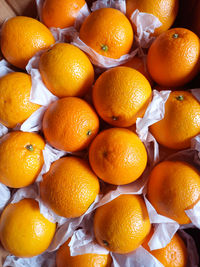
[0,0,200,266]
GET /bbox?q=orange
[1,16,55,69]
[143,228,187,267]
[89,128,147,185]
[126,0,179,35]
[40,156,100,218]
[56,239,112,267]
[0,72,40,128]
[39,43,94,98]
[0,131,45,188]
[79,8,133,59]
[147,161,200,224]
[92,66,152,127]
[0,198,56,257]
[123,56,153,85]
[147,28,200,87]
[43,97,99,152]
[150,91,200,149]
[42,0,85,28]
[94,194,151,254]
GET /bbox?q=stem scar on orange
[42,97,99,152]
[79,8,134,59]
[147,28,200,87]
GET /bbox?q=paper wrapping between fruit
[0,0,200,266]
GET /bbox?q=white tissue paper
[91,0,126,14]
[130,9,162,48]
[136,90,170,165]
[3,252,56,267]
[0,183,11,212]
[26,51,58,107]
[71,36,138,69]
[0,60,15,136]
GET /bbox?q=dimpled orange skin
[79,8,134,59]
[89,128,147,185]
[93,66,152,127]
[147,28,200,87]
[1,16,55,69]
[40,157,100,218]
[123,56,153,85]
[150,91,200,150]
[0,131,45,188]
[43,97,99,152]
[42,0,85,28]
[126,0,179,35]
[94,194,151,254]
[0,72,40,128]
[0,199,56,257]
[56,239,112,267]
[147,161,200,224]
[143,229,187,267]
[39,43,94,98]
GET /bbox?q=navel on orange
[147,161,200,224]
[79,8,133,59]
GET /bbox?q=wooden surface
[0,0,37,25]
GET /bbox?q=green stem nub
[176,95,184,101]
[173,33,179,39]
[26,144,34,151]
[101,44,108,52]
[87,130,92,136]
[103,240,109,246]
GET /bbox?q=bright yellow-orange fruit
[93,66,152,127]
[42,0,85,28]
[150,91,200,149]
[126,0,179,35]
[89,128,147,185]
[0,72,40,128]
[43,97,99,152]
[94,194,151,254]
[143,229,187,267]
[147,161,200,224]
[0,131,45,188]
[123,56,153,85]
[39,43,94,98]
[79,8,133,59]
[147,28,200,87]
[1,16,55,69]
[40,157,100,218]
[0,198,56,257]
[56,239,112,267]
